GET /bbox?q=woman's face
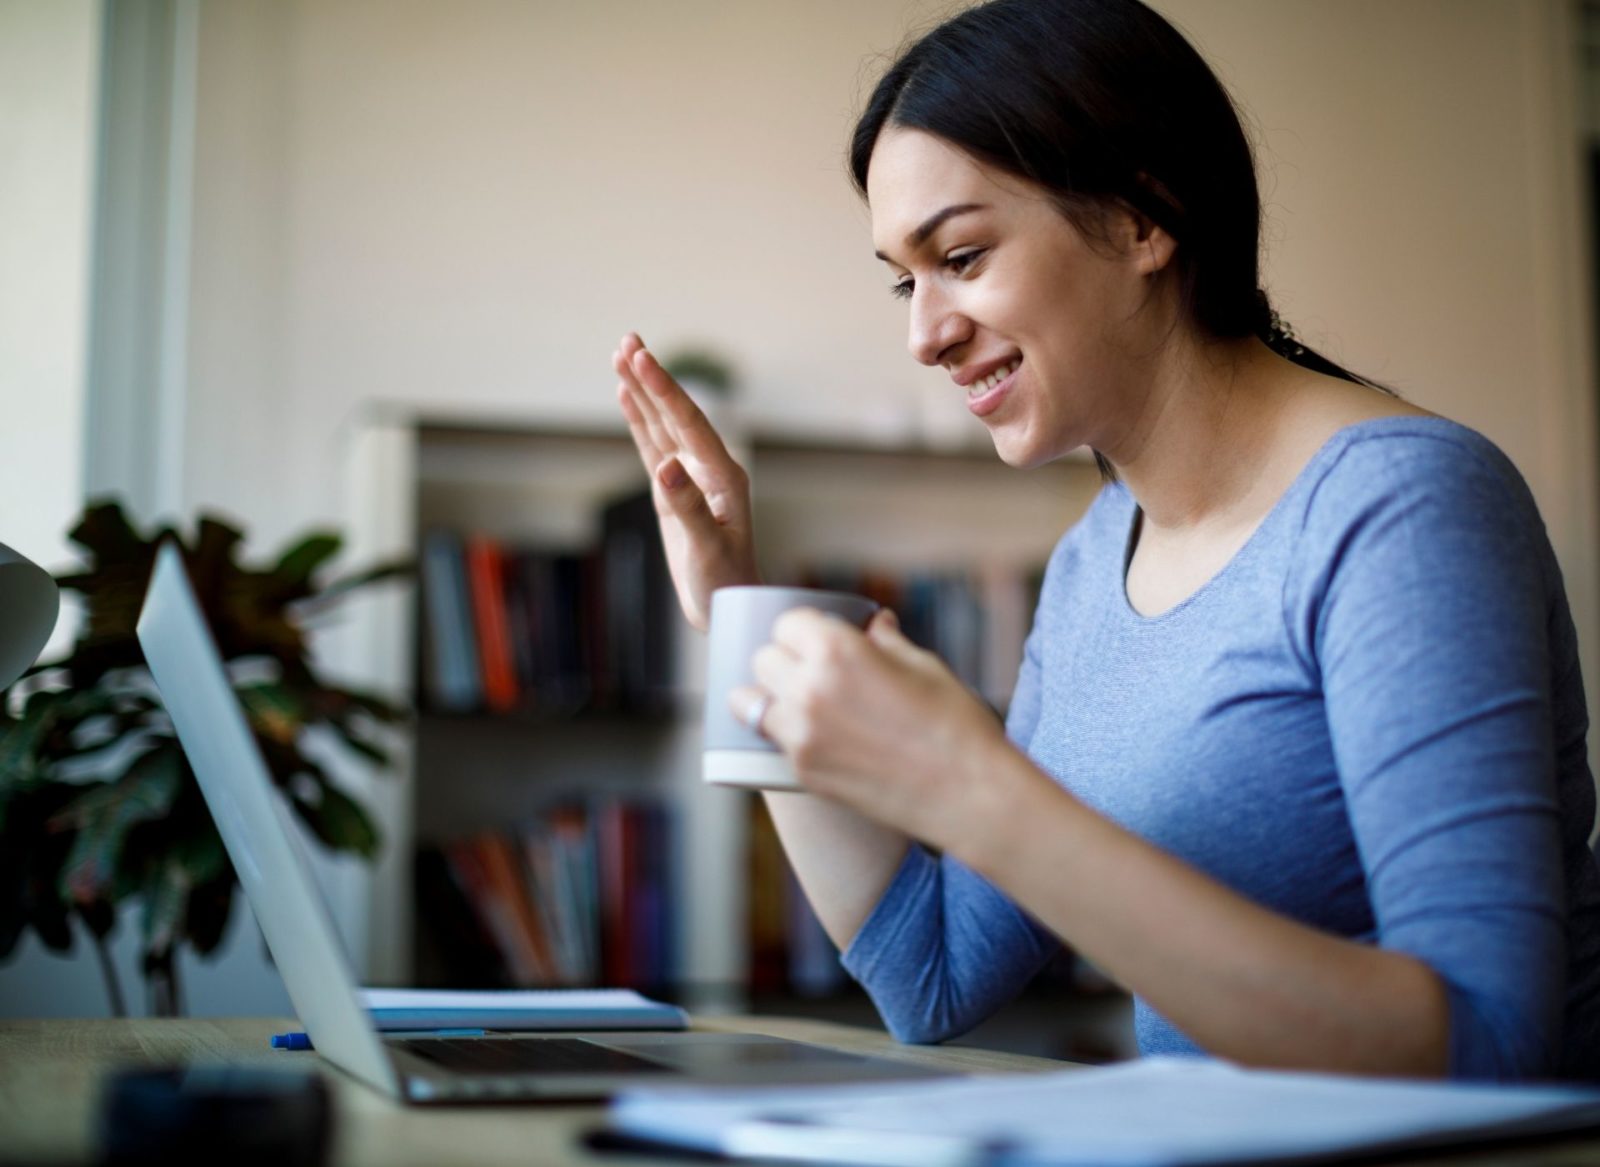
[867,126,1172,469]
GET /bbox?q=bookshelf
[335,403,1103,1014]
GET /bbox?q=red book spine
[597,799,631,987]
[476,833,557,986]
[446,838,539,986]
[466,535,519,713]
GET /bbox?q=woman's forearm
[951,744,1451,1077]
[761,789,910,952]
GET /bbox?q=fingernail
[660,458,687,489]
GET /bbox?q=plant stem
[146,949,183,1017]
[92,931,126,1018]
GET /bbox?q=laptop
[135,541,948,1103]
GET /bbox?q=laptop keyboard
[393,1037,673,1076]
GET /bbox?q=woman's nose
[907,285,971,368]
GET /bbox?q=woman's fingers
[750,641,801,694]
[614,334,751,531]
[617,379,666,470]
[630,348,743,479]
[614,348,675,468]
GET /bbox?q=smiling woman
[610,0,1600,1084]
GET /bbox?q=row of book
[412,793,852,997]
[420,515,1047,719]
[792,561,1047,713]
[415,797,676,991]
[419,488,676,716]
[747,795,849,998]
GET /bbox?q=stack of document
[607,1056,1600,1165]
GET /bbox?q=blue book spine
[422,530,481,711]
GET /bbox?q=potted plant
[0,501,409,1015]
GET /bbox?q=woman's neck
[1104,335,1302,537]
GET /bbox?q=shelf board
[416,703,688,729]
[407,412,1097,466]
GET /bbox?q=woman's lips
[966,360,1019,417]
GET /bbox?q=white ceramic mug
[702,585,880,790]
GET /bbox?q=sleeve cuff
[840,843,939,985]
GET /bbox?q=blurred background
[2,0,1597,1064]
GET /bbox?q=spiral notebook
[359,987,687,1032]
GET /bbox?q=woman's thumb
[657,455,690,492]
[868,606,906,646]
[656,456,713,519]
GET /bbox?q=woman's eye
[945,248,984,273]
[888,250,982,300]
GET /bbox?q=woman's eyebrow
[873,203,988,261]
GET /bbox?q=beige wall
[183,0,1598,754]
[0,0,103,1015]
[185,1,1595,550]
[0,0,97,602]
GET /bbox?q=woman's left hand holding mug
[729,607,1013,848]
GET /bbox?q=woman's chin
[989,426,1061,471]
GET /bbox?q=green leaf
[0,689,67,788]
[53,744,183,904]
[186,886,233,957]
[272,532,342,592]
[294,779,381,859]
[77,897,115,940]
[191,516,245,576]
[173,825,227,888]
[236,680,308,745]
[0,831,26,958]
[333,728,390,769]
[0,781,81,957]
[184,868,235,957]
[31,895,73,952]
[329,684,408,724]
[140,856,190,956]
[67,500,144,562]
[299,558,413,609]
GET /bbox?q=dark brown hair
[851,0,1392,478]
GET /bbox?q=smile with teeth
[968,359,1019,396]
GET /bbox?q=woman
[611,0,1600,1081]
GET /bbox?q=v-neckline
[1116,415,1439,623]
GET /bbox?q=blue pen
[270,1031,314,1050]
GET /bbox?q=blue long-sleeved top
[840,416,1600,1081]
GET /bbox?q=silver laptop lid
[136,542,400,1097]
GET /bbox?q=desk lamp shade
[0,541,60,690]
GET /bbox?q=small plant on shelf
[0,500,409,1015]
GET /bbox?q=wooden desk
[0,1015,1061,1166]
[3,1015,1597,1166]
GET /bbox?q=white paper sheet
[609,1056,1600,1166]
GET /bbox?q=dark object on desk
[582,1127,722,1161]
[98,1065,332,1167]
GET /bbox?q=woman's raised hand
[612,333,761,633]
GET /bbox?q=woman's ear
[1106,199,1178,278]
[1126,172,1181,277]
[1131,216,1178,277]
